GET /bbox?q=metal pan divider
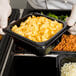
[0,38,14,76]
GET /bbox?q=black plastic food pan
[4,12,67,56]
[56,54,76,76]
[3,56,57,76]
[47,31,76,54]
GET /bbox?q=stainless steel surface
[15,53,58,57]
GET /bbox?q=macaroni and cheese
[12,16,63,42]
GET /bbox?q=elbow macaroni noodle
[12,16,63,42]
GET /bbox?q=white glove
[0,0,11,35]
[67,4,76,26]
[66,4,76,35]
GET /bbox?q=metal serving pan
[4,12,67,56]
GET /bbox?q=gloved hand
[66,4,76,35]
[0,0,11,35]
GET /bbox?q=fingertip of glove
[0,28,5,35]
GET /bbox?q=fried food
[53,34,76,51]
